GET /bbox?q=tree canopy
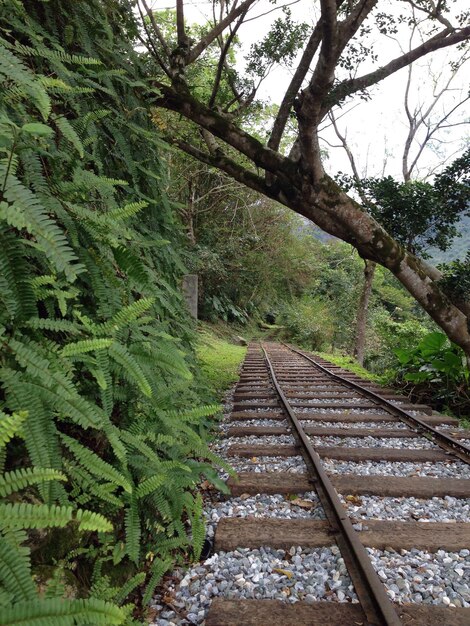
[138,0,470,356]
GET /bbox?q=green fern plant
[0,1,225,622]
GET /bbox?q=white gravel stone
[236,398,279,405]
[151,546,357,625]
[290,397,368,404]
[323,459,470,478]
[367,547,470,607]
[204,492,326,538]
[309,436,438,449]
[224,419,287,428]
[228,455,307,474]
[299,420,409,430]
[214,434,296,453]
[340,495,470,522]
[294,407,391,415]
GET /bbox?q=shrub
[279,297,335,350]
[394,332,469,416]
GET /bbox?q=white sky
[142,1,469,181]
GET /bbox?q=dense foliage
[0,1,227,623]
[337,153,470,257]
[394,333,469,418]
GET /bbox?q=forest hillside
[0,1,469,624]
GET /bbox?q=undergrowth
[0,1,229,623]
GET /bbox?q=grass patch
[314,351,384,383]
[196,323,247,399]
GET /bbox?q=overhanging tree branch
[330,24,470,110]
[154,82,298,179]
[165,136,277,199]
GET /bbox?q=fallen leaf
[345,494,362,505]
[291,498,314,509]
[250,457,258,462]
[162,594,174,604]
[273,568,294,579]
[239,493,251,500]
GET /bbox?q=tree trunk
[354,260,376,366]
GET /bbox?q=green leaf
[394,348,413,365]
[21,123,53,137]
[418,332,447,355]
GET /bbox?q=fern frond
[112,572,146,604]
[0,227,36,320]
[98,298,155,334]
[13,41,103,66]
[187,492,205,561]
[0,596,125,625]
[108,343,152,397]
[0,168,78,280]
[0,533,35,602]
[124,496,140,563]
[135,474,166,500]
[25,318,81,334]
[0,411,27,448]
[0,468,66,497]
[0,503,111,532]
[141,558,172,606]
[107,201,148,221]
[63,460,121,508]
[53,115,84,158]
[111,246,149,286]
[60,434,131,493]
[0,42,50,119]
[61,339,113,357]
[74,509,113,532]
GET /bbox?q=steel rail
[286,344,470,465]
[261,344,402,626]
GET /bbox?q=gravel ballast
[152,546,357,625]
[299,420,409,429]
[294,407,391,415]
[323,459,470,478]
[223,419,287,429]
[309,436,438,449]
[341,495,470,522]
[227,455,307,474]
[367,547,470,607]
[214,434,296,453]
[290,397,366,404]
[204,492,326,539]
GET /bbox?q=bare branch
[164,136,277,200]
[243,0,301,24]
[137,2,171,78]
[330,24,470,110]
[208,8,247,108]
[186,0,258,65]
[268,20,323,151]
[176,0,187,47]
[329,110,368,204]
[337,0,378,48]
[141,0,171,58]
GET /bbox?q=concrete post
[182,274,198,319]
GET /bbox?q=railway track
[154,342,470,626]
